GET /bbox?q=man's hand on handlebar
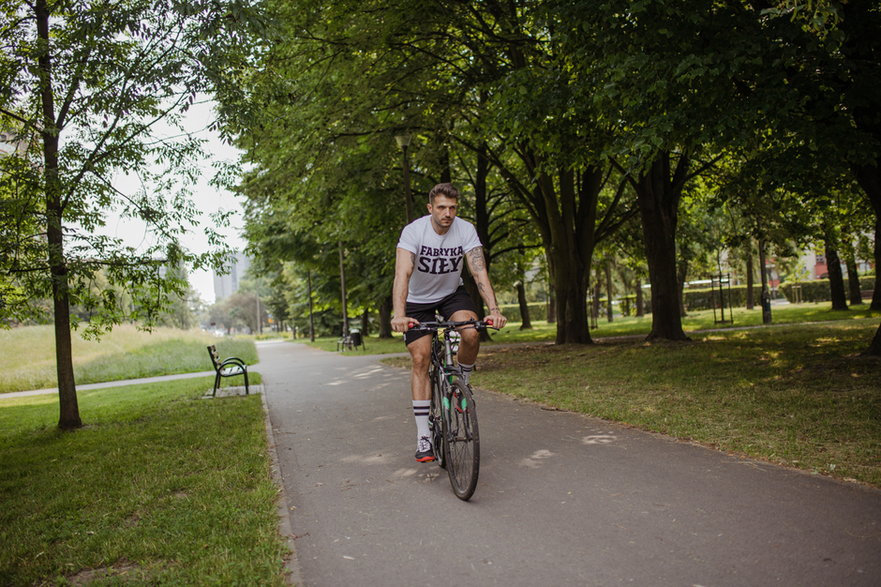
[484,309,507,330]
[391,316,418,333]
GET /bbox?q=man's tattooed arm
[467,247,486,272]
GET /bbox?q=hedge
[498,302,549,322]
[778,277,876,303]
[681,285,766,312]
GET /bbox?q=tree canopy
[0,0,258,427]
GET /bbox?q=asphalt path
[258,340,881,587]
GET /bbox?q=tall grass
[0,377,287,585]
[0,325,257,393]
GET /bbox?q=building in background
[213,252,251,302]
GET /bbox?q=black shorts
[404,286,479,345]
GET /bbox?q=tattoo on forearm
[468,247,486,272]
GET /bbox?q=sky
[108,99,247,304]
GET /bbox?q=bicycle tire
[430,369,447,469]
[444,380,479,501]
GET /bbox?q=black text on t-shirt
[417,245,464,275]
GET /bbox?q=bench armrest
[219,357,247,370]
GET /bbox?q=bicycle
[410,318,494,501]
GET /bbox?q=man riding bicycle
[391,183,507,463]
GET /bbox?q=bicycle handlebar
[408,318,498,332]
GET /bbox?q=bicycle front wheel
[445,380,480,501]
[430,369,446,469]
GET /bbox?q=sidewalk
[259,341,881,586]
[0,370,218,399]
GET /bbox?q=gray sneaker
[415,436,435,463]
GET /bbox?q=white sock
[459,362,474,384]
[413,400,431,440]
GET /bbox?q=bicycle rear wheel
[444,380,479,501]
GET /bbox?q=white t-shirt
[397,215,482,304]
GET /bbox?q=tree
[563,0,779,340]
[214,0,550,340]
[761,0,881,345]
[0,1,249,428]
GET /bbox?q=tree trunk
[855,164,881,310]
[634,152,690,341]
[758,237,773,324]
[604,261,613,322]
[546,273,556,323]
[516,280,532,329]
[551,249,592,343]
[473,143,491,262]
[824,239,848,311]
[439,141,452,184]
[377,294,393,338]
[50,224,80,430]
[745,246,755,310]
[865,322,881,356]
[506,159,598,343]
[871,210,881,311]
[307,270,315,342]
[36,0,81,430]
[845,254,863,306]
[677,258,688,318]
[635,277,644,317]
[339,242,349,334]
[544,167,598,344]
[360,309,370,336]
[873,216,881,311]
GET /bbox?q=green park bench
[206,345,250,396]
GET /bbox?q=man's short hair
[428,183,459,204]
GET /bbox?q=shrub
[779,277,875,303]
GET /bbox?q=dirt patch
[65,560,142,585]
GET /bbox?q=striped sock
[413,400,431,440]
[459,362,474,384]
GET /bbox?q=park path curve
[257,340,881,587]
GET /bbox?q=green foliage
[0,0,259,332]
[208,0,880,348]
[0,379,287,585]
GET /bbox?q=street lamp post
[339,241,349,336]
[395,134,415,222]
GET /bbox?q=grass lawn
[478,321,881,488]
[1,325,257,394]
[304,302,881,354]
[0,375,288,586]
[489,302,881,344]
[383,319,881,488]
